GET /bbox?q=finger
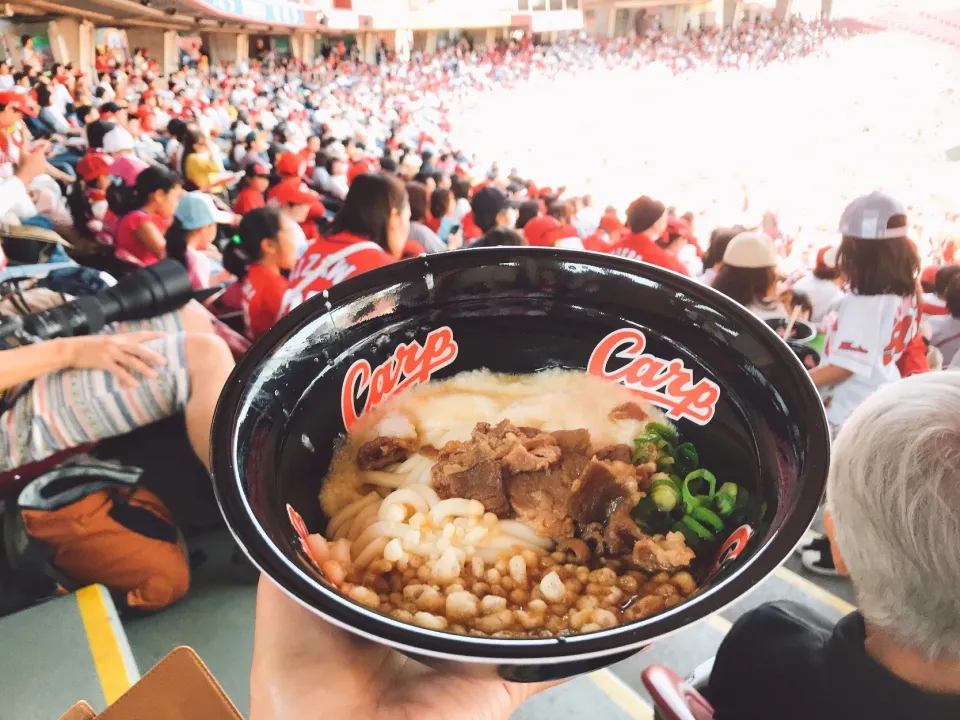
[119,342,167,368]
[115,350,160,380]
[108,360,140,388]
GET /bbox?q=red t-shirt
[233,187,265,215]
[608,232,690,276]
[582,232,614,253]
[347,159,375,185]
[114,210,167,266]
[461,212,482,242]
[281,232,394,314]
[242,263,289,340]
[541,224,579,248]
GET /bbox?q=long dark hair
[68,178,95,236]
[430,188,451,221]
[328,173,407,251]
[702,226,745,270]
[406,182,428,223]
[712,265,778,308]
[181,127,206,186]
[223,207,283,279]
[165,218,189,269]
[837,218,918,296]
[107,165,180,218]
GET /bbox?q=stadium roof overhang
[9,0,361,33]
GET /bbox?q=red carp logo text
[341,326,459,431]
[587,328,721,425]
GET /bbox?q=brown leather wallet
[59,646,243,720]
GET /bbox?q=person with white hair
[707,372,960,719]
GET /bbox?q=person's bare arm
[134,220,167,259]
[809,363,854,386]
[0,332,167,391]
[0,339,72,390]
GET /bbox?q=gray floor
[118,529,856,718]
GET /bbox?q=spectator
[406,182,446,254]
[790,246,844,322]
[451,176,472,222]
[712,231,787,319]
[928,275,960,366]
[68,151,117,245]
[164,192,233,290]
[182,127,226,193]
[270,178,321,252]
[471,186,519,237]
[575,194,601,237]
[112,166,183,266]
[282,173,409,313]
[922,265,960,317]
[468,227,526,249]
[165,118,189,171]
[233,164,270,215]
[709,373,960,720]
[807,191,919,441]
[103,125,149,186]
[609,195,689,276]
[430,188,461,247]
[35,83,79,137]
[699,226,743,285]
[223,207,298,340]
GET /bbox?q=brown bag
[3,458,189,613]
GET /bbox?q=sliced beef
[550,429,592,455]
[507,450,590,538]
[432,459,511,517]
[581,522,605,554]
[500,442,562,474]
[631,531,696,572]
[603,500,646,555]
[569,461,629,525]
[610,402,650,422]
[356,436,416,470]
[594,444,633,464]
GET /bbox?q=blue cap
[175,192,233,230]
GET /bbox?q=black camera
[0,260,195,350]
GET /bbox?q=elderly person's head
[829,372,960,665]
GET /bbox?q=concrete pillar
[302,34,315,64]
[821,0,832,19]
[206,33,249,65]
[237,34,249,64]
[46,18,95,77]
[723,0,743,28]
[425,31,438,54]
[607,7,617,36]
[163,31,178,77]
[669,6,686,35]
[484,28,496,46]
[775,0,792,22]
[361,33,377,65]
[290,33,302,60]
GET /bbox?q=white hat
[102,126,135,153]
[838,191,908,240]
[723,231,778,269]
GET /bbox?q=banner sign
[189,0,306,26]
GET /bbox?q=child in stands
[223,207,298,340]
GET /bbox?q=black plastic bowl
[211,248,830,682]
[765,317,817,344]
[789,342,822,371]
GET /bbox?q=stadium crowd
[2,17,960,719]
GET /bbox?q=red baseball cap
[271,179,318,206]
[815,246,838,271]
[276,151,306,178]
[77,152,114,182]
[0,91,36,117]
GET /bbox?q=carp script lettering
[341,327,459,431]
[587,328,721,425]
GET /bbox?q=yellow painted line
[588,668,655,720]
[774,566,856,615]
[76,585,136,704]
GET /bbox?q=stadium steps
[863,10,960,48]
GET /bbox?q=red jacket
[608,232,690,276]
[282,231,394,314]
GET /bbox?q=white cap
[102,126,135,153]
[838,191,908,240]
[723,231,778,269]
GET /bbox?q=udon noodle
[306,369,704,637]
